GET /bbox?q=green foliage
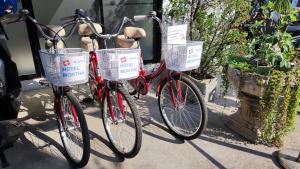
[244,2,296,70]
[259,70,284,145]
[222,1,300,146]
[258,66,300,146]
[271,0,292,14]
[165,0,252,78]
[286,66,300,131]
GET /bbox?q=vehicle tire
[101,85,142,158]
[158,75,207,140]
[56,92,90,167]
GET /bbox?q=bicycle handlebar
[64,9,134,40]
[133,15,149,22]
[2,9,71,41]
[133,11,163,32]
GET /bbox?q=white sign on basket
[118,52,140,79]
[167,24,188,44]
[186,44,203,68]
[60,55,87,82]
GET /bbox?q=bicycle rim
[57,95,85,163]
[102,89,139,156]
[159,78,203,138]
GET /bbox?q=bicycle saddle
[116,35,138,48]
[123,27,146,39]
[78,23,102,36]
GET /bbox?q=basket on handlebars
[39,48,89,86]
[96,48,141,81]
[163,41,204,72]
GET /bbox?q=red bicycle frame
[89,51,126,121]
[128,58,183,108]
[54,87,79,130]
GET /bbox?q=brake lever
[6,18,25,25]
[60,15,76,21]
[126,17,135,25]
[149,11,157,17]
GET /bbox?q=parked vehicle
[68,9,142,158]
[124,11,208,140]
[2,9,91,168]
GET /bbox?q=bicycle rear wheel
[56,92,90,167]
[101,85,142,158]
[158,75,207,140]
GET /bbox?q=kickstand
[0,149,9,168]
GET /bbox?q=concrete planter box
[227,66,269,97]
[189,75,218,102]
[225,66,293,143]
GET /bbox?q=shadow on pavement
[6,137,71,169]
[187,140,227,169]
[89,130,125,163]
[193,98,283,169]
[136,94,185,144]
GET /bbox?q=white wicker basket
[39,48,89,86]
[96,48,141,81]
[164,41,204,71]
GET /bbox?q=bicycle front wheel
[101,85,142,158]
[56,92,90,167]
[158,75,207,140]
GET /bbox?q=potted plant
[164,0,252,102]
[223,1,300,146]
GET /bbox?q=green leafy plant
[165,0,252,79]
[223,1,300,146]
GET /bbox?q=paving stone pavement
[3,82,299,169]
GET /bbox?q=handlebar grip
[133,15,149,22]
[19,9,29,15]
[1,14,21,24]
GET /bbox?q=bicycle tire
[101,85,142,158]
[56,91,90,167]
[158,74,207,140]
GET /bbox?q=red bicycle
[4,9,91,167]
[70,10,142,158]
[125,12,208,140]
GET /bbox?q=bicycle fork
[55,95,79,130]
[105,88,126,123]
[167,77,185,109]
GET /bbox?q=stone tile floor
[3,83,299,169]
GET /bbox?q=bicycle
[123,11,208,140]
[63,9,142,158]
[3,9,91,167]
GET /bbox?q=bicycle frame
[53,86,78,129]
[89,51,126,122]
[50,43,79,130]
[128,56,182,108]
